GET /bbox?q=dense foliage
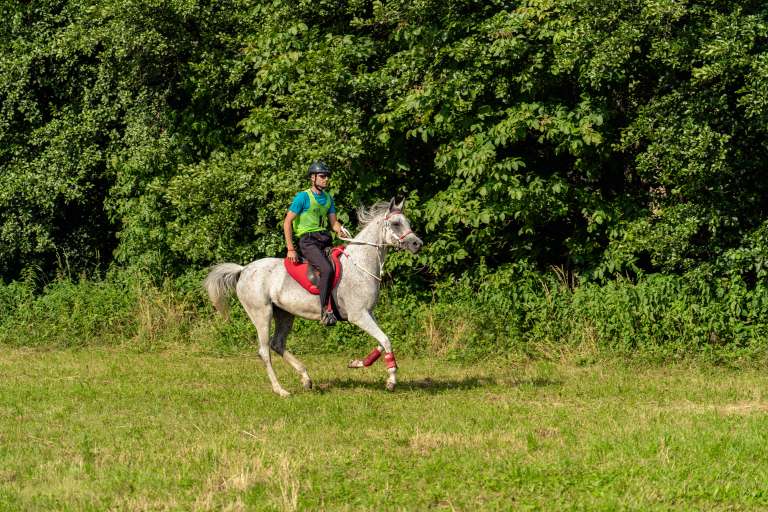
[2,0,768,283]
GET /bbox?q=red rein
[362,347,397,369]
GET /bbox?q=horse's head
[382,197,423,254]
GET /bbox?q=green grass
[1,347,768,511]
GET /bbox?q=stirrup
[321,310,337,326]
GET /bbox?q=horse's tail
[203,263,244,320]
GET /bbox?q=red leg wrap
[384,351,397,369]
[363,347,382,367]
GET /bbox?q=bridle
[383,210,414,249]
[338,211,412,249]
[338,211,413,281]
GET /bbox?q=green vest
[292,189,331,237]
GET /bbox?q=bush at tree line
[1,265,767,362]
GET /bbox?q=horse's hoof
[302,378,313,390]
[348,359,364,369]
[275,389,291,398]
[386,381,396,392]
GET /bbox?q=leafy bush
[1,267,766,363]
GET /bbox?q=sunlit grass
[1,348,767,510]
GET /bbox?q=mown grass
[2,347,767,511]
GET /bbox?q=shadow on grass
[317,375,562,394]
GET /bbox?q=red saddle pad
[284,245,346,295]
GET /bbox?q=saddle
[284,245,346,296]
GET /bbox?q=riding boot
[321,309,337,326]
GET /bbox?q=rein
[337,237,389,248]
[338,237,387,282]
[339,246,384,282]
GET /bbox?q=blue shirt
[289,190,336,215]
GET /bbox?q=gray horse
[204,198,423,396]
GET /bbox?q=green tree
[2,0,767,286]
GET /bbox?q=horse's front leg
[348,312,397,391]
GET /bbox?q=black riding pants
[299,231,333,310]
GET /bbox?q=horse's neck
[344,218,388,274]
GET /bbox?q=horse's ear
[395,197,406,212]
[388,197,397,212]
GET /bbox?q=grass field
[1,347,768,511]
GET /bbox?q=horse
[203,197,423,397]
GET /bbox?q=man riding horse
[283,161,350,326]
[206,191,423,396]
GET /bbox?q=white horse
[204,198,423,396]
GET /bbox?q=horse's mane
[357,201,392,229]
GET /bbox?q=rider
[283,161,350,326]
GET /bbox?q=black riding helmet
[307,161,331,178]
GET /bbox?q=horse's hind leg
[270,307,313,390]
[242,300,290,397]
